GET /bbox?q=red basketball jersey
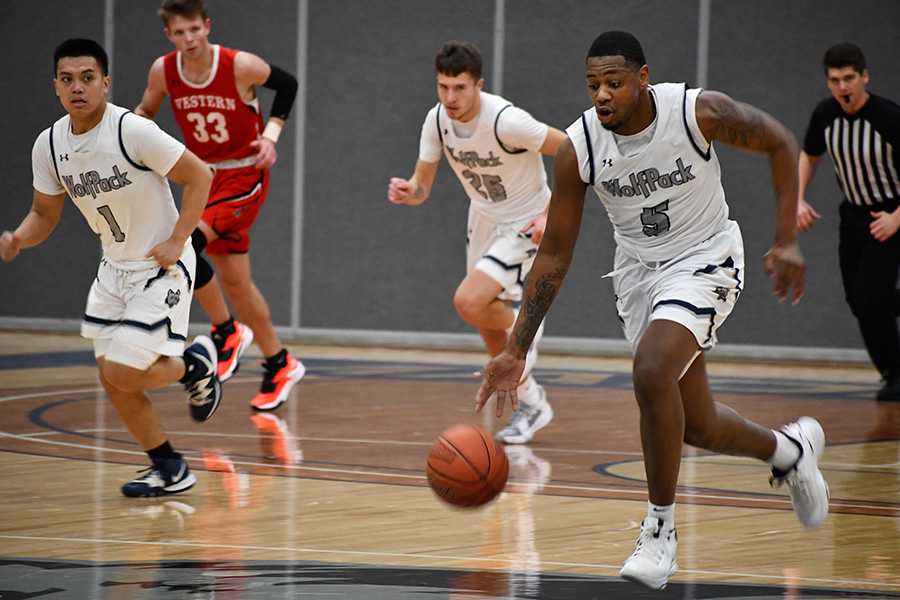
[164,45,263,163]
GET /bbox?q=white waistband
[208,156,257,170]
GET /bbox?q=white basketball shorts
[82,244,196,370]
[613,220,745,355]
[467,207,541,302]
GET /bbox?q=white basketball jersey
[566,83,729,261]
[32,103,185,269]
[428,91,551,223]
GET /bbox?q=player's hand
[146,237,183,269]
[474,351,526,417]
[250,138,277,170]
[520,214,548,246]
[869,210,900,242]
[763,240,805,305]
[387,178,412,204]
[0,231,21,262]
[796,198,820,232]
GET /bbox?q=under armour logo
[444,129,449,135]
[59,154,69,161]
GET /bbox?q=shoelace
[132,466,165,485]
[187,371,215,406]
[631,525,674,564]
[505,404,534,427]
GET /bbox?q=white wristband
[262,121,282,144]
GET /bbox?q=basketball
[425,424,509,508]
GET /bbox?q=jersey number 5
[186,112,230,144]
[641,200,671,237]
[462,170,507,202]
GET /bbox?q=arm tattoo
[513,267,567,351]
[705,95,767,148]
[412,185,426,200]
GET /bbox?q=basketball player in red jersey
[136,0,304,411]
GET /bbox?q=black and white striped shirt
[803,93,900,207]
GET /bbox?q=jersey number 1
[97,205,126,242]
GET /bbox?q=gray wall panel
[112,0,299,326]
[3,0,900,358]
[302,1,495,332]
[707,0,900,347]
[0,1,105,317]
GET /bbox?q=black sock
[147,441,178,460]
[265,349,288,370]
[213,317,236,339]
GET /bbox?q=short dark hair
[587,31,646,71]
[435,41,482,80]
[823,42,866,75]
[158,0,207,26]
[54,38,109,76]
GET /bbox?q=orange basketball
[425,424,509,508]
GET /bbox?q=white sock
[768,430,802,472]
[516,375,541,408]
[647,501,675,529]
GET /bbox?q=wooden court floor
[1,331,899,599]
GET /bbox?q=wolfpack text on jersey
[567,83,730,262]
[421,91,551,223]
[32,103,186,269]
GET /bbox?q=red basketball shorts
[203,166,270,255]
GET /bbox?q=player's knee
[100,360,144,392]
[453,291,482,325]
[99,340,158,391]
[218,271,252,298]
[632,358,675,409]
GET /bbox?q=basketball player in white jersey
[0,39,219,498]
[388,41,566,444]
[475,31,829,590]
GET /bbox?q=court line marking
[0,534,897,591]
[2,434,892,514]
[2,388,897,512]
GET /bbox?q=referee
[797,42,900,402]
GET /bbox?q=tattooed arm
[696,91,805,305]
[475,138,587,416]
[388,159,439,206]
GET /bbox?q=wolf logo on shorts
[165,289,181,308]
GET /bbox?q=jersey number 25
[463,170,507,202]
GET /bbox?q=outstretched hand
[474,351,526,418]
[0,231,21,262]
[763,240,805,305]
[387,177,412,204]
